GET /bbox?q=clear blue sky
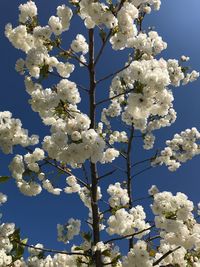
[0,0,200,251]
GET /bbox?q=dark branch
[126,125,134,249]
[98,169,117,181]
[96,88,134,106]
[153,246,181,266]
[13,239,89,257]
[105,225,154,244]
[131,166,153,179]
[96,60,133,84]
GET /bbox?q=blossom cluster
[102,56,198,151]
[57,218,81,243]
[153,127,200,171]
[0,111,38,154]
[107,205,150,237]
[8,148,63,196]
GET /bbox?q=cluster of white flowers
[6,3,74,79]
[132,0,161,11]
[16,46,75,79]
[109,131,128,145]
[64,175,81,194]
[122,240,153,267]
[0,250,12,266]
[128,31,167,55]
[9,148,44,196]
[43,118,119,166]
[79,0,117,29]
[0,193,7,205]
[18,1,37,23]
[57,79,81,104]
[78,0,161,32]
[57,218,81,243]
[48,5,72,35]
[110,3,138,50]
[0,111,38,154]
[0,196,15,266]
[148,185,159,196]
[102,54,198,150]
[183,70,200,85]
[71,34,89,54]
[107,182,129,208]
[107,205,150,237]
[0,224,15,252]
[42,179,62,195]
[152,191,200,247]
[153,127,200,171]
[143,132,155,150]
[9,149,63,196]
[150,190,200,266]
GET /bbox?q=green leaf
[0,176,10,183]
[81,231,92,242]
[73,246,83,251]
[21,238,28,245]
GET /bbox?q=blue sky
[0,0,200,252]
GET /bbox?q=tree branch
[95,88,134,106]
[105,225,154,244]
[94,30,112,66]
[98,169,117,181]
[131,166,153,180]
[96,60,133,84]
[48,71,89,93]
[13,239,89,257]
[131,157,154,167]
[153,246,181,266]
[126,124,134,249]
[88,28,102,267]
[59,46,88,68]
[25,148,89,189]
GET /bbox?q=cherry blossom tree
[1,0,200,266]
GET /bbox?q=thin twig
[98,169,117,181]
[25,147,89,189]
[146,235,160,242]
[131,157,153,168]
[96,60,133,84]
[105,225,154,244]
[44,158,89,189]
[132,195,152,203]
[106,141,127,160]
[99,208,111,216]
[82,164,90,184]
[153,246,181,266]
[110,163,126,173]
[96,88,134,106]
[94,30,112,66]
[131,166,153,180]
[59,46,88,68]
[48,71,89,93]
[13,239,89,257]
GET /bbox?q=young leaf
[0,176,10,183]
